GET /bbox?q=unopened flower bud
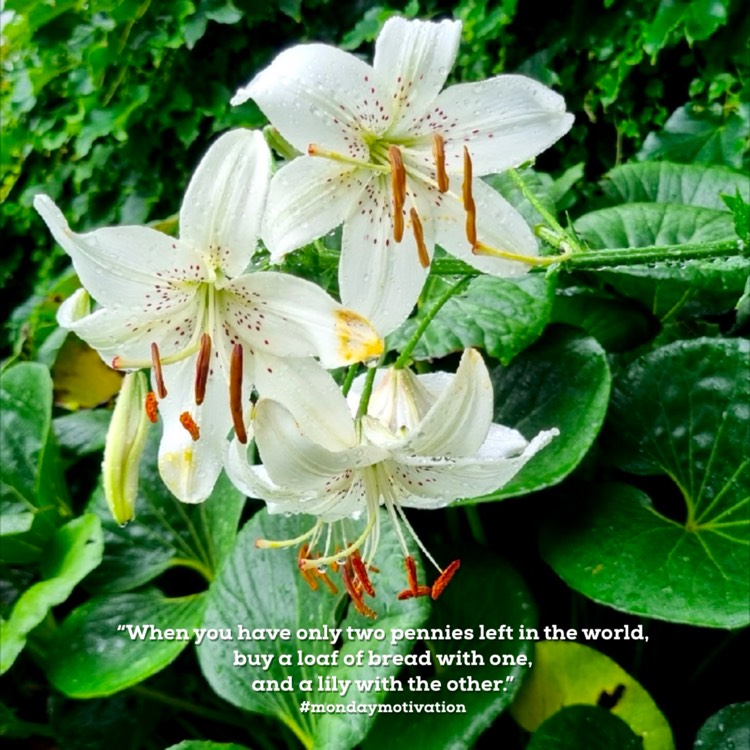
[102,371,149,525]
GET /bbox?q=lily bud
[102,371,149,525]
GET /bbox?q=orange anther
[194,333,211,406]
[431,559,461,600]
[151,342,167,399]
[230,343,247,444]
[351,551,376,598]
[389,145,406,243]
[397,585,431,600]
[144,391,159,423]
[409,208,430,268]
[342,565,377,619]
[462,147,477,248]
[179,412,200,441]
[432,134,449,192]
[405,555,419,595]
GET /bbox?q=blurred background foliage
[2,0,748,353]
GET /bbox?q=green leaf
[197,509,431,750]
[53,408,111,457]
[0,363,67,548]
[510,641,674,750]
[542,338,750,628]
[0,514,104,674]
[46,590,205,697]
[363,552,536,750]
[575,203,735,248]
[694,703,749,749]
[388,274,554,365]
[85,429,245,593]
[528,705,644,749]
[722,189,750,244]
[600,162,749,212]
[637,104,749,169]
[472,328,611,502]
[574,204,748,318]
[550,285,654,352]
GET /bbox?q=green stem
[356,366,378,419]
[561,239,744,269]
[341,363,359,397]
[394,275,473,369]
[168,556,214,582]
[507,167,580,250]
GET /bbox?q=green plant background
[1,1,748,749]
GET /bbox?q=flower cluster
[36,17,570,612]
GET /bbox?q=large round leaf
[542,338,749,627]
[528,705,644,749]
[471,327,611,502]
[694,702,749,749]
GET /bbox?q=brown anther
[297,545,319,591]
[462,147,477,247]
[307,144,318,156]
[350,551,376,598]
[229,343,247,444]
[179,412,200,441]
[432,134,449,193]
[397,585,432,600]
[405,555,419,595]
[409,208,430,269]
[342,565,377,619]
[388,145,406,243]
[194,333,211,406]
[431,559,461,600]
[144,391,159,423]
[151,343,167,399]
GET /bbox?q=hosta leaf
[363,551,536,750]
[46,590,205,697]
[542,338,749,628]
[0,514,103,674]
[510,641,673,750]
[471,328,610,502]
[197,509,430,750]
[600,162,749,212]
[388,274,554,365]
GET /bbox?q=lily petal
[339,177,434,334]
[234,44,378,157]
[251,353,358,451]
[374,17,462,137]
[180,129,271,279]
[57,288,202,366]
[221,271,382,368]
[157,355,233,503]
[34,195,207,308]
[425,75,574,174]
[399,349,493,457]
[435,178,539,275]
[254,399,386,491]
[390,428,558,506]
[262,157,369,260]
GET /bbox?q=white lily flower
[226,349,557,615]
[34,129,383,504]
[232,17,574,333]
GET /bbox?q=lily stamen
[388,145,406,243]
[462,146,477,247]
[350,549,376,597]
[151,342,167,398]
[409,208,430,268]
[179,412,200,441]
[230,343,247,444]
[431,559,461,600]
[473,240,574,266]
[342,564,377,619]
[195,333,211,405]
[432,134,449,193]
[144,391,159,423]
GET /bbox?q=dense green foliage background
[1,1,748,749]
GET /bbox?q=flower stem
[394,275,473,369]
[341,363,359,397]
[356,365,378,419]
